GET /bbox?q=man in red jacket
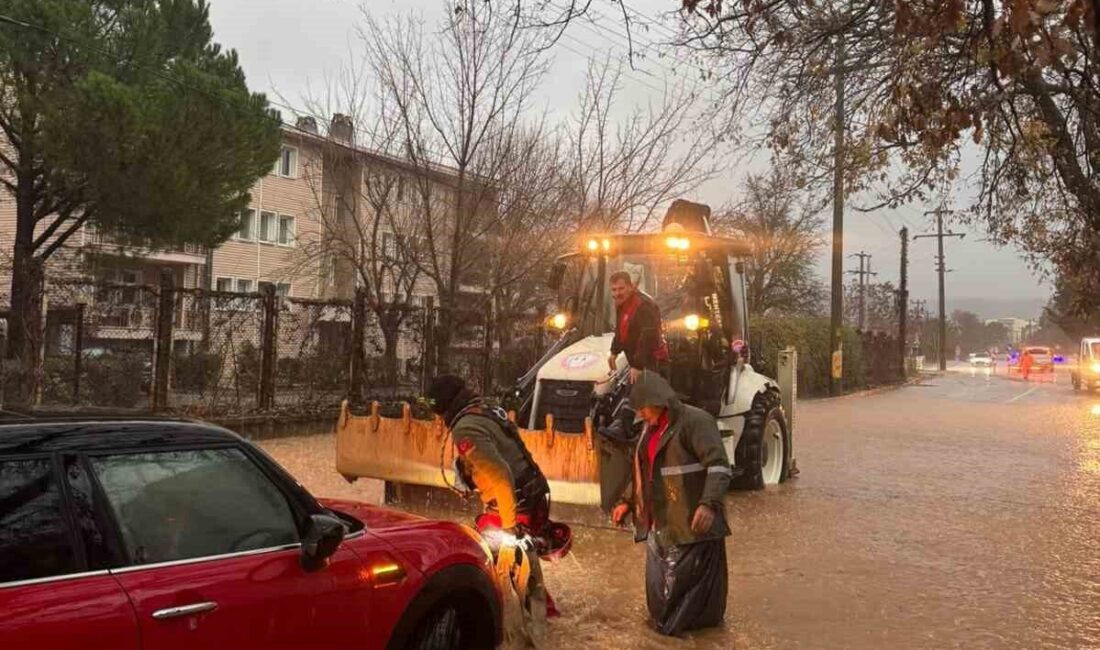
[608,271,669,382]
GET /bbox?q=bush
[42,356,75,404]
[173,351,223,392]
[750,316,865,397]
[83,351,150,408]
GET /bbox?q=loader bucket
[335,401,602,506]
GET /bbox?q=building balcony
[84,228,209,265]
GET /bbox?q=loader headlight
[1090,362,1100,374]
[665,236,690,251]
[683,314,709,331]
[549,313,569,330]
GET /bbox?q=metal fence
[23,278,429,416]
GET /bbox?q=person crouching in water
[611,371,732,636]
[426,374,561,621]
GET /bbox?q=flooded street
[262,368,1099,649]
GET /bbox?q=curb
[803,374,929,402]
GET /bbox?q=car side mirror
[300,514,345,572]
[547,261,567,291]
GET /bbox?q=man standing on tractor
[426,374,567,622]
[611,372,732,636]
[608,270,669,382]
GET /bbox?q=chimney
[295,116,317,133]
[329,114,354,144]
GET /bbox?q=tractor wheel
[732,388,790,490]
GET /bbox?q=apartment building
[0,114,491,378]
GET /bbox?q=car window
[63,455,122,570]
[90,448,300,566]
[0,457,79,584]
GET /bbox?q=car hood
[319,498,431,531]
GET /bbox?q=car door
[0,454,139,650]
[89,445,370,650]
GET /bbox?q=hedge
[749,316,865,398]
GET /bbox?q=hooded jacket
[438,388,547,530]
[624,372,731,547]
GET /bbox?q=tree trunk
[381,324,400,391]
[434,290,455,374]
[6,172,44,406]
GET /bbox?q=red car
[0,416,500,650]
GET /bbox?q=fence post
[257,283,278,410]
[349,286,367,405]
[420,295,435,395]
[72,303,84,405]
[480,294,493,393]
[152,271,175,409]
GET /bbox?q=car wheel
[732,388,789,490]
[406,605,463,650]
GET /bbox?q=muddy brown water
[262,371,1099,649]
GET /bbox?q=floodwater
[263,367,1099,649]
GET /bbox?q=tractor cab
[528,203,751,430]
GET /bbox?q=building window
[215,277,233,293]
[236,209,256,241]
[278,215,295,246]
[259,211,277,243]
[236,279,254,294]
[259,281,291,298]
[273,146,298,178]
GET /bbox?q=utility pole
[913,299,927,352]
[829,32,846,395]
[898,227,909,376]
[914,209,965,371]
[846,251,876,330]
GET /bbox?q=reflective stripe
[708,466,732,475]
[660,463,704,476]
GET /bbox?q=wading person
[426,374,564,624]
[611,372,731,636]
[608,271,669,382]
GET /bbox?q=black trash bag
[644,537,728,636]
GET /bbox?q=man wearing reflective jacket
[612,372,731,636]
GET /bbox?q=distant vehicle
[1023,346,1055,373]
[1071,338,1100,392]
[0,415,501,649]
[969,352,994,368]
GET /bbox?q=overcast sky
[208,0,1051,319]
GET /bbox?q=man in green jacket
[612,371,731,635]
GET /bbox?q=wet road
[262,367,1099,649]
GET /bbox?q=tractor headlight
[549,313,568,330]
[665,236,690,251]
[1090,362,1100,374]
[683,314,709,331]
